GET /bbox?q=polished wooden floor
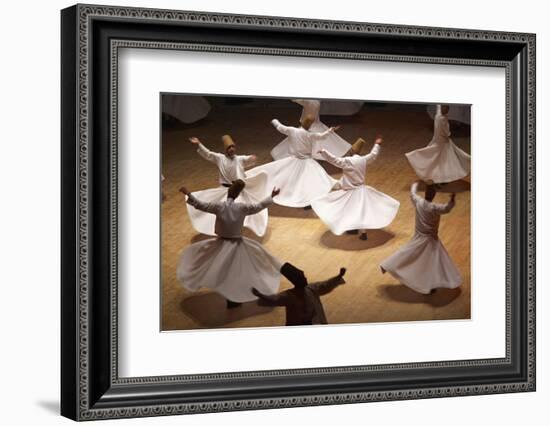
[161,99,471,331]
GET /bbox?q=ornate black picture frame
[61,3,536,421]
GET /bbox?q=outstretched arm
[308,126,339,142]
[271,119,293,136]
[239,154,257,168]
[432,193,456,214]
[410,181,423,205]
[240,188,279,216]
[251,288,288,306]
[190,137,223,164]
[364,139,382,164]
[240,196,274,216]
[180,187,222,215]
[309,268,346,296]
[318,149,347,169]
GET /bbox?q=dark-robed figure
[252,263,346,326]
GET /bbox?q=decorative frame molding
[61,3,535,421]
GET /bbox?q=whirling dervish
[319,100,364,116]
[311,136,400,240]
[380,181,462,295]
[252,263,347,326]
[270,99,352,161]
[162,95,211,124]
[185,135,270,237]
[405,104,471,184]
[247,115,339,208]
[177,180,282,307]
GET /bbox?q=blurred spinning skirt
[248,157,337,208]
[177,236,282,303]
[311,185,400,235]
[380,233,462,294]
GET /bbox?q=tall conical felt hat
[351,137,366,154]
[300,114,315,130]
[222,135,235,150]
[280,262,308,288]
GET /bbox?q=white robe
[427,104,470,125]
[405,106,471,183]
[177,194,282,302]
[247,120,337,208]
[162,95,211,124]
[271,99,352,161]
[186,143,270,236]
[379,182,462,294]
[311,145,400,234]
[320,101,364,116]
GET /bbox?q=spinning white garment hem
[162,95,211,124]
[271,121,351,161]
[405,140,471,184]
[177,237,282,303]
[248,157,337,208]
[185,172,269,237]
[311,185,400,235]
[380,233,462,294]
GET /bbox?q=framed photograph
[61,3,535,421]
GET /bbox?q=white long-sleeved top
[430,107,451,145]
[186,193,273,238]
[271,119,332,159]
[410,182,455,239]
[319,144,381,190]
[196,143,256,185]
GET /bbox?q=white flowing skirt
[405,140,471,184]
[311,185,400,235]
[185,172,269,237]
[162,95,211,124]
[248,157,337,207]
[177,237,282,303]
[320,101,364,116]
[380,233,462,294]
[271,121,351,161]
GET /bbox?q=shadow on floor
[180,292,274,328]
[377,284,462,307]
[402,179,471,194]
[267,204,317,219]
[320,229,394,251]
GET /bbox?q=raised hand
[189,137,200,145]
[374,136,384,144]
[339,267,347,277]
[329,125,341,132]
[271,187,281,198]
[178,186,190,195]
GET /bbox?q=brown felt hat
[351,137,366,154]
[222,134,235,150]
[300,114,315,130]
